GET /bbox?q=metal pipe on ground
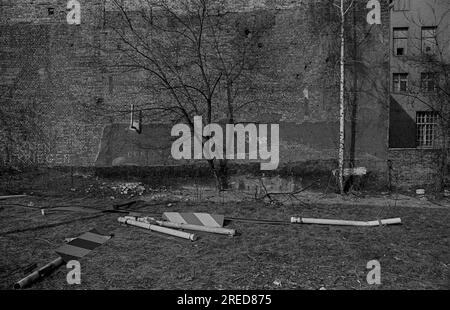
[156,220,236,236]
[118,217,197,241]
[290,217,402,227]
[131,217,236,236]
[14,257,64,289]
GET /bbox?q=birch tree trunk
[338,0,346,194]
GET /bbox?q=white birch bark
[338,0,346,194]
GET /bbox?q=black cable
[0,214,106,236]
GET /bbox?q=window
[393,28,408,56]
[421,73,438,92]
[108,76,114,94]
[393,73,408,92]
[417,112,438,147]
[422,26,437,55]
[48,8,55,15]
[392,0,410,11]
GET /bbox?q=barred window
[422,26,437,55]
[416,112,438,147]
[421,73,438,92]
[393,73,408,92]
[393,28,408,56]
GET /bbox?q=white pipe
[118,217,197,241]
[290,217,402,227]
[124,216,235,236]
[155,220,236,236]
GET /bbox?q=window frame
[421,26,438,56]
[420,72,438,93]
[393,73,409,93]
[393,27,408,56]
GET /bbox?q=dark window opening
[421,73,438,93]
[393,27,408,56]
[108,76,114,94]
[96,97,104,105]
[421,26,437,55]
[393,73,408,93]
[48,8,55,15]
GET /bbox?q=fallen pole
[128,217,236,236]
[118,217,197,241]
[290,217,402,227]
[14,257,64,289]
[155,220,236,236]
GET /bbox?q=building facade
[0,1,392,186]
[388,0,450,188]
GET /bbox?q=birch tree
[333,0,354,194]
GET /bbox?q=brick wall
[1,0,391,183]
[388,149,441,189]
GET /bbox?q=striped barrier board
[55,229,112,262]
[162,212,224,228]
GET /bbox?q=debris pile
[111,182,146,196]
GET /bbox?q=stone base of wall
[93,159,388,192]
[388,149,443,190]
[0,157,390,193]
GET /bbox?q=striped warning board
[162,212,224,228]
[55,229,112,263]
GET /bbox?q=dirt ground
[0,170,449,290]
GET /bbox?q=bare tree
[332,0,354,194]
[104,0,273,190]
[320,0,386,193]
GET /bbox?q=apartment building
[389,0,450,187]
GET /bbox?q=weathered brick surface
[388,149,440,189]
[1,0,391,183]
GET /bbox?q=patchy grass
[0,194,448,290]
